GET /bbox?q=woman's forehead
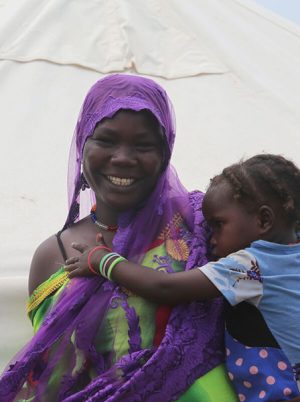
[77,75,175,158]
[98,109,159,127]
[92,110,165,147]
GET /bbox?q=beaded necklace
[90,205,118,232]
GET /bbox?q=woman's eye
[136,143,157,151]
[94,137,114,145]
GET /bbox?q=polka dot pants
[225,331,299,401]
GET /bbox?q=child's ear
[258,205,274,234]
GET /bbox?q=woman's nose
[111,146,137,165]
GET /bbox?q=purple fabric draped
[0,74,224,401]
[65,74,191,262]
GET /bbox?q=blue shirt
[200,240,300,368]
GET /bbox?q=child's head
[202,154,300,258]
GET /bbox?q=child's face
[203,182,261,258]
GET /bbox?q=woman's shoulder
[28,218,97,294]
[28,234,66,295]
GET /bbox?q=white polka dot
[235,358,244,366]
[259,349,268,358]
[228,372,234,381]
[266,376,276,385]
[249,366,258,374]
[278,361,287,370]
[283,388,292,396]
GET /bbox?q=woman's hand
[64,233,110,278]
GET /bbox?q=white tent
[1,0,300,370]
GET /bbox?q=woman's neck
[93,200,119,227]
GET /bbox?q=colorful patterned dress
[20,220,236,401]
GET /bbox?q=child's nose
[210,236,217,247]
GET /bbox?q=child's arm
[64,236,220,304]
[106,258,220,304]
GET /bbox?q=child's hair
[208,154,300,222]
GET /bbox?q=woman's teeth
[107,176,135,186]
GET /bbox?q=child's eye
[211,220,223,230]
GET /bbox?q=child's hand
[64,233,111,278]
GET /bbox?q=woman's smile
[107,175,136,187]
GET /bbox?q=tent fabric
[1,0,300,372]
[0,0,226,78]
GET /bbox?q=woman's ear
[258,205,274,234]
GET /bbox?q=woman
[0,74,236,401]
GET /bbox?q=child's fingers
[95,233,110,248]
[71,242,89,253]
[65,264,85,277]
[67,268,84,279]
[64,263,77,272]
[67,267,93,279]
[96,233,104,243]
[65,263,95,278]
[65,256,79,266]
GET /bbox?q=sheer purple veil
[65,74,193,261]
[0,74,225,401]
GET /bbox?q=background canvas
[1,0,300,370]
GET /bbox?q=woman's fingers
[71,242,89,253]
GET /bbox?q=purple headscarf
[66,74,191,262]
[0,74,224,401]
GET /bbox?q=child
[66,154,300,401]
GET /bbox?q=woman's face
[83,110,164,213]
